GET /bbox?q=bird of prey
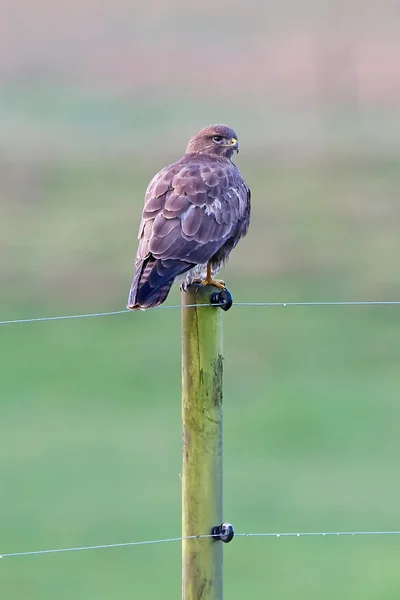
[127,124,251,310]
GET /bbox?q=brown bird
[127,124,251,310]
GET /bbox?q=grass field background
[2,1,400,598]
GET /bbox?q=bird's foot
[197,278,226,290]
[189,277,232,310]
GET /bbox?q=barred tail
[127,256,193,310]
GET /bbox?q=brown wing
[128,156,250,309]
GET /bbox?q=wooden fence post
[181,284,225,599]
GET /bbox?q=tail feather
[127,256,194,310]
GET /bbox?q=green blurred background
[1,1,400,598]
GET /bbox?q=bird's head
[185,124,239,159]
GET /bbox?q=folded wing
[128,157,250,309]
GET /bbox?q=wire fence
[1,300,400,325]
[3,530,400,559]
[2,297,400,593]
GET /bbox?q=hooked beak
[222,137,239,152]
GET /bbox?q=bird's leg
[199,263,226,290]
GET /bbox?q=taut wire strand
[1,300,400,326]
[2,530,400,559]
[235,530,400,538]
[0,535,212,558]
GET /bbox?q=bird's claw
[195,278,226,290]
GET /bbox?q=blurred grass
[2,0,400,595]
[1,141,400,598]
[2,83,400,160]
[2,293,400,598]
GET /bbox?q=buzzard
[127,124,251,310]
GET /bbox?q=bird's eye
[212,135,223,143]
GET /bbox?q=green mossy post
[182,284,224,600]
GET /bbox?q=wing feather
[129,155,251,308]
[150,221,181,255]
[137,156,250,265]
[164,192,190,213]
[181,205,203,237]
[152,213,178,237]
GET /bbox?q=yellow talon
[198,264,226,290]
[200,278,226,290]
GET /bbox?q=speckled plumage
[127,125,251,310]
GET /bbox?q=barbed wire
[2,530,400,559]
[1,300,400,326]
